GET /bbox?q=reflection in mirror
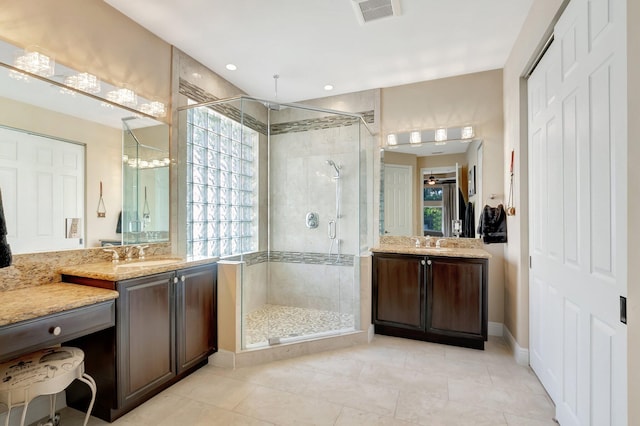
[421,165,460,237]
[381,133,480,237]
[0,39,169,254]
[122,117,170,244]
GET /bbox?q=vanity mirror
[380,126,481,238]
[0,39,169,254]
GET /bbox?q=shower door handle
[328,220,336,239]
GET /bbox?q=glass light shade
[387,134,397,146]
[140,101,166,117]
[435,128,447,142]
[13,47,55,77]
[461,126,474,139]
[64,72,101,94]
[410,131,421,144]
[106,87,137,108]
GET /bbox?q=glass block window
[186,105,258,257]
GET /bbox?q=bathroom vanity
[58,258,218,422]
[371,238,490,349]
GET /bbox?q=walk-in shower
[178,95,371,350]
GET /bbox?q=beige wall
[0,0,172,112]
[627,0,639,422]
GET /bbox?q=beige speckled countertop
[1,283,119,326]
[57,255,219,281]
[371,244,491,259]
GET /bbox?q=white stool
[0,347,96,426]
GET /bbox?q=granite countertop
[57,255,219,281]
[371,244,492,259]
[0,283,119,327]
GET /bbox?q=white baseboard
[488,322,504,337]
[504,326,530,365]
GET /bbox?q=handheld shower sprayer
[326,159,341,177]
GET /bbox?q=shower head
[326,159,341,176]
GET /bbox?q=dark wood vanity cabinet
[175,265,217,374]
[372,253,487,349]
[372,253,426,330]
[64,263,217,422]
[117,272,176,406]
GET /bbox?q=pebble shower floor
[243,304,354,346]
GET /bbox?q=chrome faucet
[135,245,149,260]
[124,246,135,261]
[103,248,120,262]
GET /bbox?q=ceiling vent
[352,0,401,24]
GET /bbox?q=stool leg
[49,393,56,421]
[76,373,96,426]
[18,400,29,426]
[4,402,11,426]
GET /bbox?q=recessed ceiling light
[191,72,202,79]
[324,84,334,91]
[226,64,237,71]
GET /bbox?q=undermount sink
[115,258,183,269]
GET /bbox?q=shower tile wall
[269,125,360,255]
[243,261,267,314]
[268,262,354,313]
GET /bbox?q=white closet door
[528,0,627,424]
[383,164,413,236]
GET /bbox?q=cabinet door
[373,254,425,330]
[176,264,217,373]
[427,257,487,339]
[117,272,175,406]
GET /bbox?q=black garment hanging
[0,187,12,268]
[477,204,507,243]
[464,201,475,238]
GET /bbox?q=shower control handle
[328,220,336,239]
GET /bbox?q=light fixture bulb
[324,84,334,91]
[410,131,421,144]
[427,175,436,185]
[226,63,237,71]
[435,128,447,142]
[461,126,474,139]
[140,101,166,118]
[13,47,55,78]
[387,134,397,146]
[64,72,101,94]
[106,87,138,108]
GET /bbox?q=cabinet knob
[421,260,426,265]
[181,276,185,282]
[427,260,432,266]
[50,326,62,336]
[173,277,178,284]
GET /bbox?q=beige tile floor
[55,336,557,426]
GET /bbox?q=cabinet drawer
[0,301,115,362]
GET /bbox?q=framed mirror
[0,39,169,254]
